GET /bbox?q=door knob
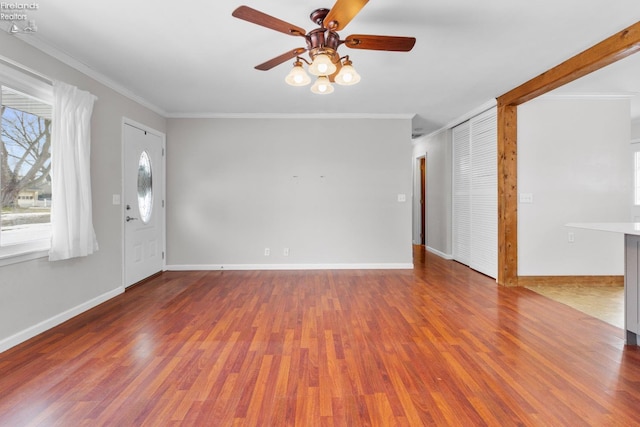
[126,216,138,222]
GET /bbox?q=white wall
[0,33,166,351]
[518,97,631,276]
[631,117,640,220]
[412,129,452,257]
[166,117,413,268]
[632,117,640,140]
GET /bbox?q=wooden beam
[499,21,640,107]
[496,20,640,286]
[497,104,518,286]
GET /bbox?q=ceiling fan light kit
[311,76,335,94]
[334,58,360,85]
[308,52,337,76]
[232,0,415,95]
[284,60,312,86]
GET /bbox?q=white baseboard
[426,246,453,260]
[166,263,414,271]
[0,286,124,354]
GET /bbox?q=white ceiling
[551,52,640,119]
[6,0,640,135]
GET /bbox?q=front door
[123,123,164,287]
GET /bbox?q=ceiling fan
[232,0,416,94]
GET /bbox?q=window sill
[0,242,49,267]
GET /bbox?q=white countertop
[566,222,640,236]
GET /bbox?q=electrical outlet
[264,248,270,256]
[284,248,289,256]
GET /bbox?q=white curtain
[49,81,98,261]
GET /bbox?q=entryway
[123,121,165,287]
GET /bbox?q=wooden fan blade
[323,0,369,31]
[232,6,306,37]
[255,48,307,71]
[344,34,416,52]
[328,61,343,83]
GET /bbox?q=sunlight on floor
[525,286,624,329]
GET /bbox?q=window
[0,64,53,263]
[137,150,153,224]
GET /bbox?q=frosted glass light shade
[308,54,337,76]
[335,64,361,85]
[310,76,334,94]
[285,64,311,86]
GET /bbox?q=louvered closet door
[469,108,497,278]
[452,121,471,266]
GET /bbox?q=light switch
[397,194,407,202]
[519,193,533,204]
[112,194,121,205]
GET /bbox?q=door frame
[121,117,166,287]
[419,156,426,245]
[496,21,640,286]
[413,154,427,246]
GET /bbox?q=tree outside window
[0,86,52,246]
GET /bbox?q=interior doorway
[419,156,426,245]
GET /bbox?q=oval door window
[137,151,153,223]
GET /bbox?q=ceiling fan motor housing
[310,8,331,26]
[307,27,341,64]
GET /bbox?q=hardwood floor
[1,247,640,426]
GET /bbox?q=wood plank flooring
[1,247,640,425]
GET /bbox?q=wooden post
[495,21,640,286]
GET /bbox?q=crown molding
[166,112,416,120]
[411,98,498,141]
[539,92,638,100]
[13,33,168,117]
[444,99,497,130]
[7,29,417,123]
[8,33,415,123]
